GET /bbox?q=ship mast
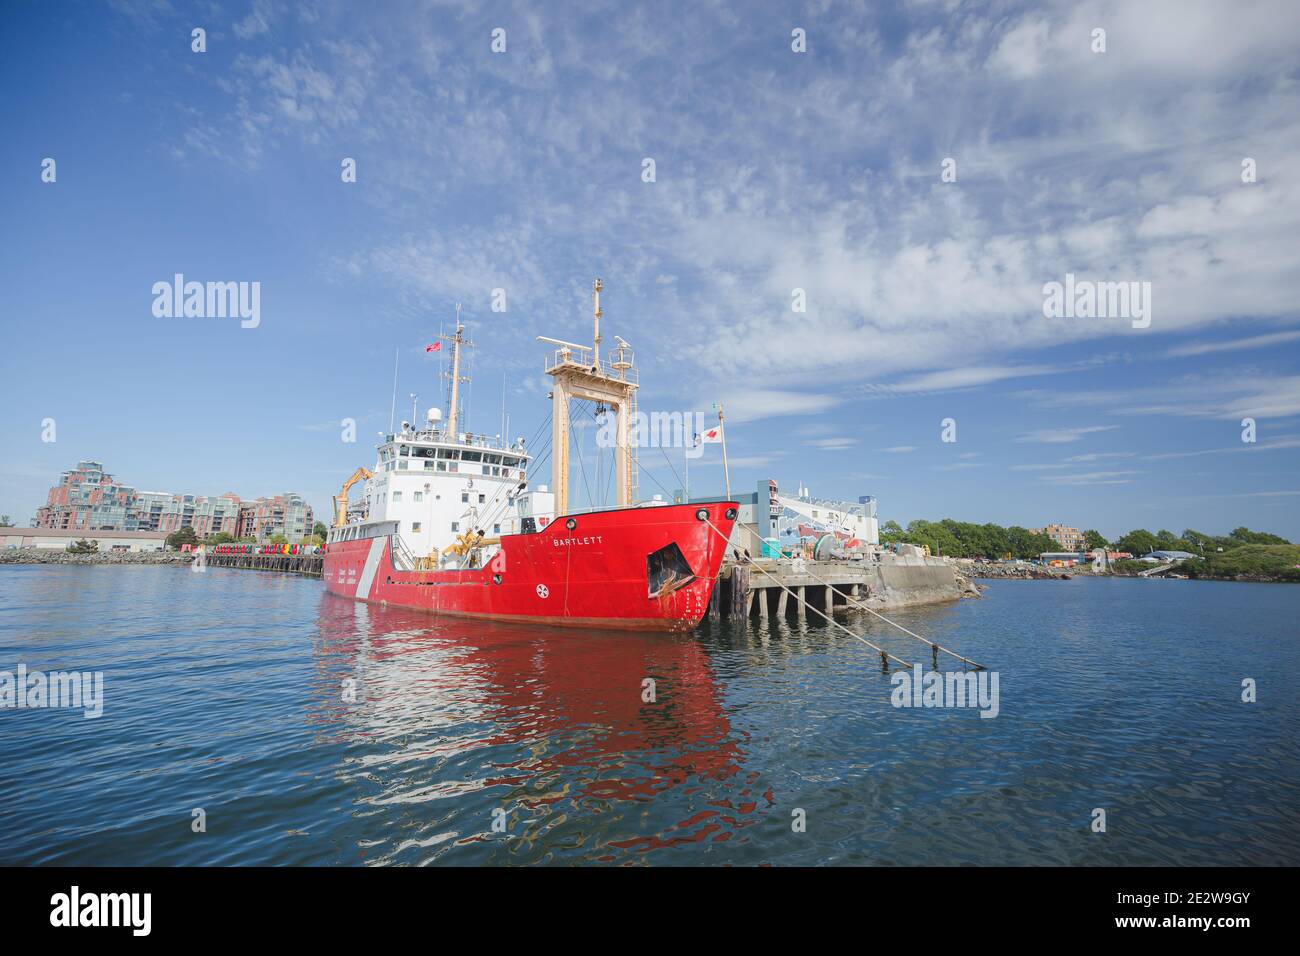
[592,279,602,360]
[539,278,638,515]
[443,303,473,437]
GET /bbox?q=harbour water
[1,565,1297,866]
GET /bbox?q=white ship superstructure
[332,321,555,569]
[362,415,554,563]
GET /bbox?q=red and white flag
[426,342,441,352]
[700,425,723,443]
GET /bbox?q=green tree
[204,531,234,545]
[0,515,12,527]
[1114,529,1158,556]
[1082,529,1108,551]
[166,526,198,549]
[269,533,289,545]
[1228,526,1289,546]
[313,521,329,541]
[66,538,99,554]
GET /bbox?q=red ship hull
[323,501,737,632]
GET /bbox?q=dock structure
[201,551,323,577]
[707,555,967,622]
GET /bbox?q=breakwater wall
[0,549,191,566]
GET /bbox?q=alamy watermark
[1,664,104,719]
[50,886,150,936]
[596,409,709,458]
[1042,273,1151,329]
[891,663,999,718]
[152,274,260,328]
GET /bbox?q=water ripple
[0,567,1296,865]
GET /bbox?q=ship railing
[543,347,639,385]
[385,431,526,453]
[389,532,418,572]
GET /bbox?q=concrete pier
[713,555,975,622]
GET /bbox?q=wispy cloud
[146,0,1300,400]
[706,389,841,424]
[804,437,858,450]
[1141,435,1300,461]
[1015,426,1119,444]
[1166,330,1300,358]
[1064,452,1135,462]
[1041,470,1145,486]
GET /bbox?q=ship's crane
[333,466,374,527]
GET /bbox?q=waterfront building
[235,494,314,542]
[34,460,136,532]
[1030,523,1086,550]
[2,528,168,552]
[33,460,313,542]
[1140,550,1197,563]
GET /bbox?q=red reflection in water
[313,595,770,855]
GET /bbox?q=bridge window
[392,491,402,503]
[412,522,422,533]
[451,522,459,532]
[413,491,423,502]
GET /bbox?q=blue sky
[2,0,1299,540]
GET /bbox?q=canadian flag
[700,425,723,443]
[426,342,441,352]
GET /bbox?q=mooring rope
[789,559,984,670]
[701,516,984,672]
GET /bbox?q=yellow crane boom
[333,466,373,527]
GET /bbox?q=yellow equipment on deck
[333,467,373,527]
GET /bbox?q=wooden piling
[731,565,750,619]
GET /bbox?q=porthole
[565,518,577,531]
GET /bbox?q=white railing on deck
[543,347,639,385]
[389,533,418,572]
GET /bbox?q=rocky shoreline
[961,563,1072,580]
[0,549,193,566]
